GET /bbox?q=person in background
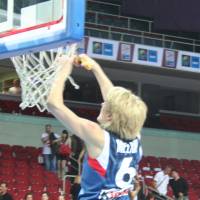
[146,193,155,200]
[41,192,49,200]
[0,182,13,200]
[58,194,65,200]
[24,192,33,200]
[1,81,9,94]
[41,124,59,172]
[57,130,72,179]
[71,175,81,200]
[169,169,189,200]
[153,166,172,196]
[77,146,85,175]
[129,176,142,200]
[8,79,21,95]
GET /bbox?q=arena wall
[0,113,199,160]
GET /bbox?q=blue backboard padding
[0,0,85,59]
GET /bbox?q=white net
[11,43,79,112]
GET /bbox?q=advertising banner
[133,44,163,67]
[177,51,200,72]
[87,37,119,60]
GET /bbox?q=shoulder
[180,177,187,183]
[155,171,163,177]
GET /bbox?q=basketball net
[11,43,79,112]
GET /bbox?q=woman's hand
[74,54,100,71]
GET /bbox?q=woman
[47,54,147,199]
[57,130,72,179]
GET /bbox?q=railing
[63,174,76,195]
[147,186,174,200]
[85,5,200,52]
[85,24,200,52]
[87,0,121,15]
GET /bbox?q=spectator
[41,124,59,172]
[57,130,72,179]
[153,165,172,196]
[169,169,189,200]
[70,146,86,200]
[1,81,9,94]
[77,145,85,174]
[24,192,33,200]
[129,176,142,200]
[146,193,155,200]
[71,135,83,159]
[8,79,21,95]
[58,195,65,200]
[41,192,49,200]
[0,182,13,200]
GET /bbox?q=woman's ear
[106,113,112,121]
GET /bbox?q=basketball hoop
[11,43,79,112]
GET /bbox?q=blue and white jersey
[79,130,142,200]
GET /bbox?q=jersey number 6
[115,157,137,188]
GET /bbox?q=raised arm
[47,55,104,158]
[77,54,114,101]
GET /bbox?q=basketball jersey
[79,130,142,200]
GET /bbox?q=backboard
[0,0,85,59]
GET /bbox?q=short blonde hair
[102,87,147,140]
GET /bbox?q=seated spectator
[169,169,189,200]
[58,195,65,200]
[24,192,33,200]
[1,82,9,94]
[129,176,141,200]
[41,192,49,200]
[128,175,148,200]
[8,79,21,95]
[0,182,13,200]
[153,165,172,196]
[146,193,155,200]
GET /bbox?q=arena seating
[0,99,99,121]
[160,113,200,132]
[85,0,199,52]
[140,156,200,200]
[1,143,199,199]
[0,144,70,200]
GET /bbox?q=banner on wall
[177,51,200,72]
[163,49,177,68]
[117,43,134,62]
[87,37,119,60]
[133,44,164,67]
[82,36,200,74]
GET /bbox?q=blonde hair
[102,87,147,140]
